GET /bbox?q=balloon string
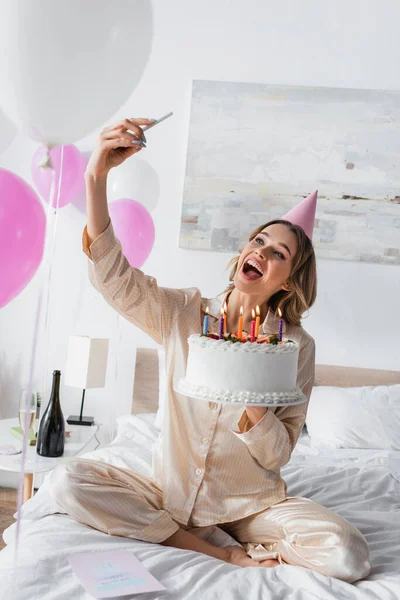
[13,146,64,580]
[42,145,63,339]
[110,314,123,443]
[12,294,42,571]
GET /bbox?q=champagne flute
[19,391,37,439]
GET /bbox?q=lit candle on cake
[219,307,224,339]
[255,305,260,339]
[223,301,227,334]
[250,309,256,342]
[237,305,243,340]
[203,307,209,336]
[278,308,283,342]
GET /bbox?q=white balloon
[107,159,160,213]
[0,0,152,146]
[0,107,16,156]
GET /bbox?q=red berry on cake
[207,333,219,340]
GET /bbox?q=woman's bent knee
[342,530,371,583]
[328,525,371,583]
[48,458,91,509]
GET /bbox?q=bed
[1,353,400,600]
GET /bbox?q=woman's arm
[85,173,110,243]
[84,223,188,345]
[82,119,188,345]
[231,338,315,471]
[85,117,152,242]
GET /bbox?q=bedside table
[0,418,100,502]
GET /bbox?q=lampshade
[65,336,109,389]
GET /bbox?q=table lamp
[65,336,109,426]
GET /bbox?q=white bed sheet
[1,414,400,600]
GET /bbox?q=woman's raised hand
[85,118,155,178]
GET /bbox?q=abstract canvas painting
[180,80,400,264]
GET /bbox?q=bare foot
[225,546,280,568]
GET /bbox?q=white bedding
[1,414,400,600]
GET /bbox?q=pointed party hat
[281,190,318,239]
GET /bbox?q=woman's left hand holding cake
[244,406,267,428]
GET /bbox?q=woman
[50,118,370,582]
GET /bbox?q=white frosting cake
[175,334,306,406]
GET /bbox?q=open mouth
[241,257,264,280]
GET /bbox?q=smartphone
[141,111,173,132]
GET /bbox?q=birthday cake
[175,333,306,406]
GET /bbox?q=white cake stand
[174,379,307,407]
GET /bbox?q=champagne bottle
[37,370,65,457]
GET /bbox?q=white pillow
[306,385,400,450]
[154,348,166,430]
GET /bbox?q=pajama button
[202,437,209,444]
[196,468,203,476]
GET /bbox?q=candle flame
[256,305,260,316]
[224,301,227,313]
[278,308,282,318]
[240,305,243,316]
[205,307,209,314]
[220,307,224,316]
[251,309,255,319]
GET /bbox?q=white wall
[1,0,400,450]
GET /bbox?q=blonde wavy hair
[224,219,317,327]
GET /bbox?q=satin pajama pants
[49,458,371,583]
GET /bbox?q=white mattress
[1,414,400,600]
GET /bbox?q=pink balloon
[108,199,155,269]
[31,144,86,208]
[0,168,46,308]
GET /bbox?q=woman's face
[234,223,298,297]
